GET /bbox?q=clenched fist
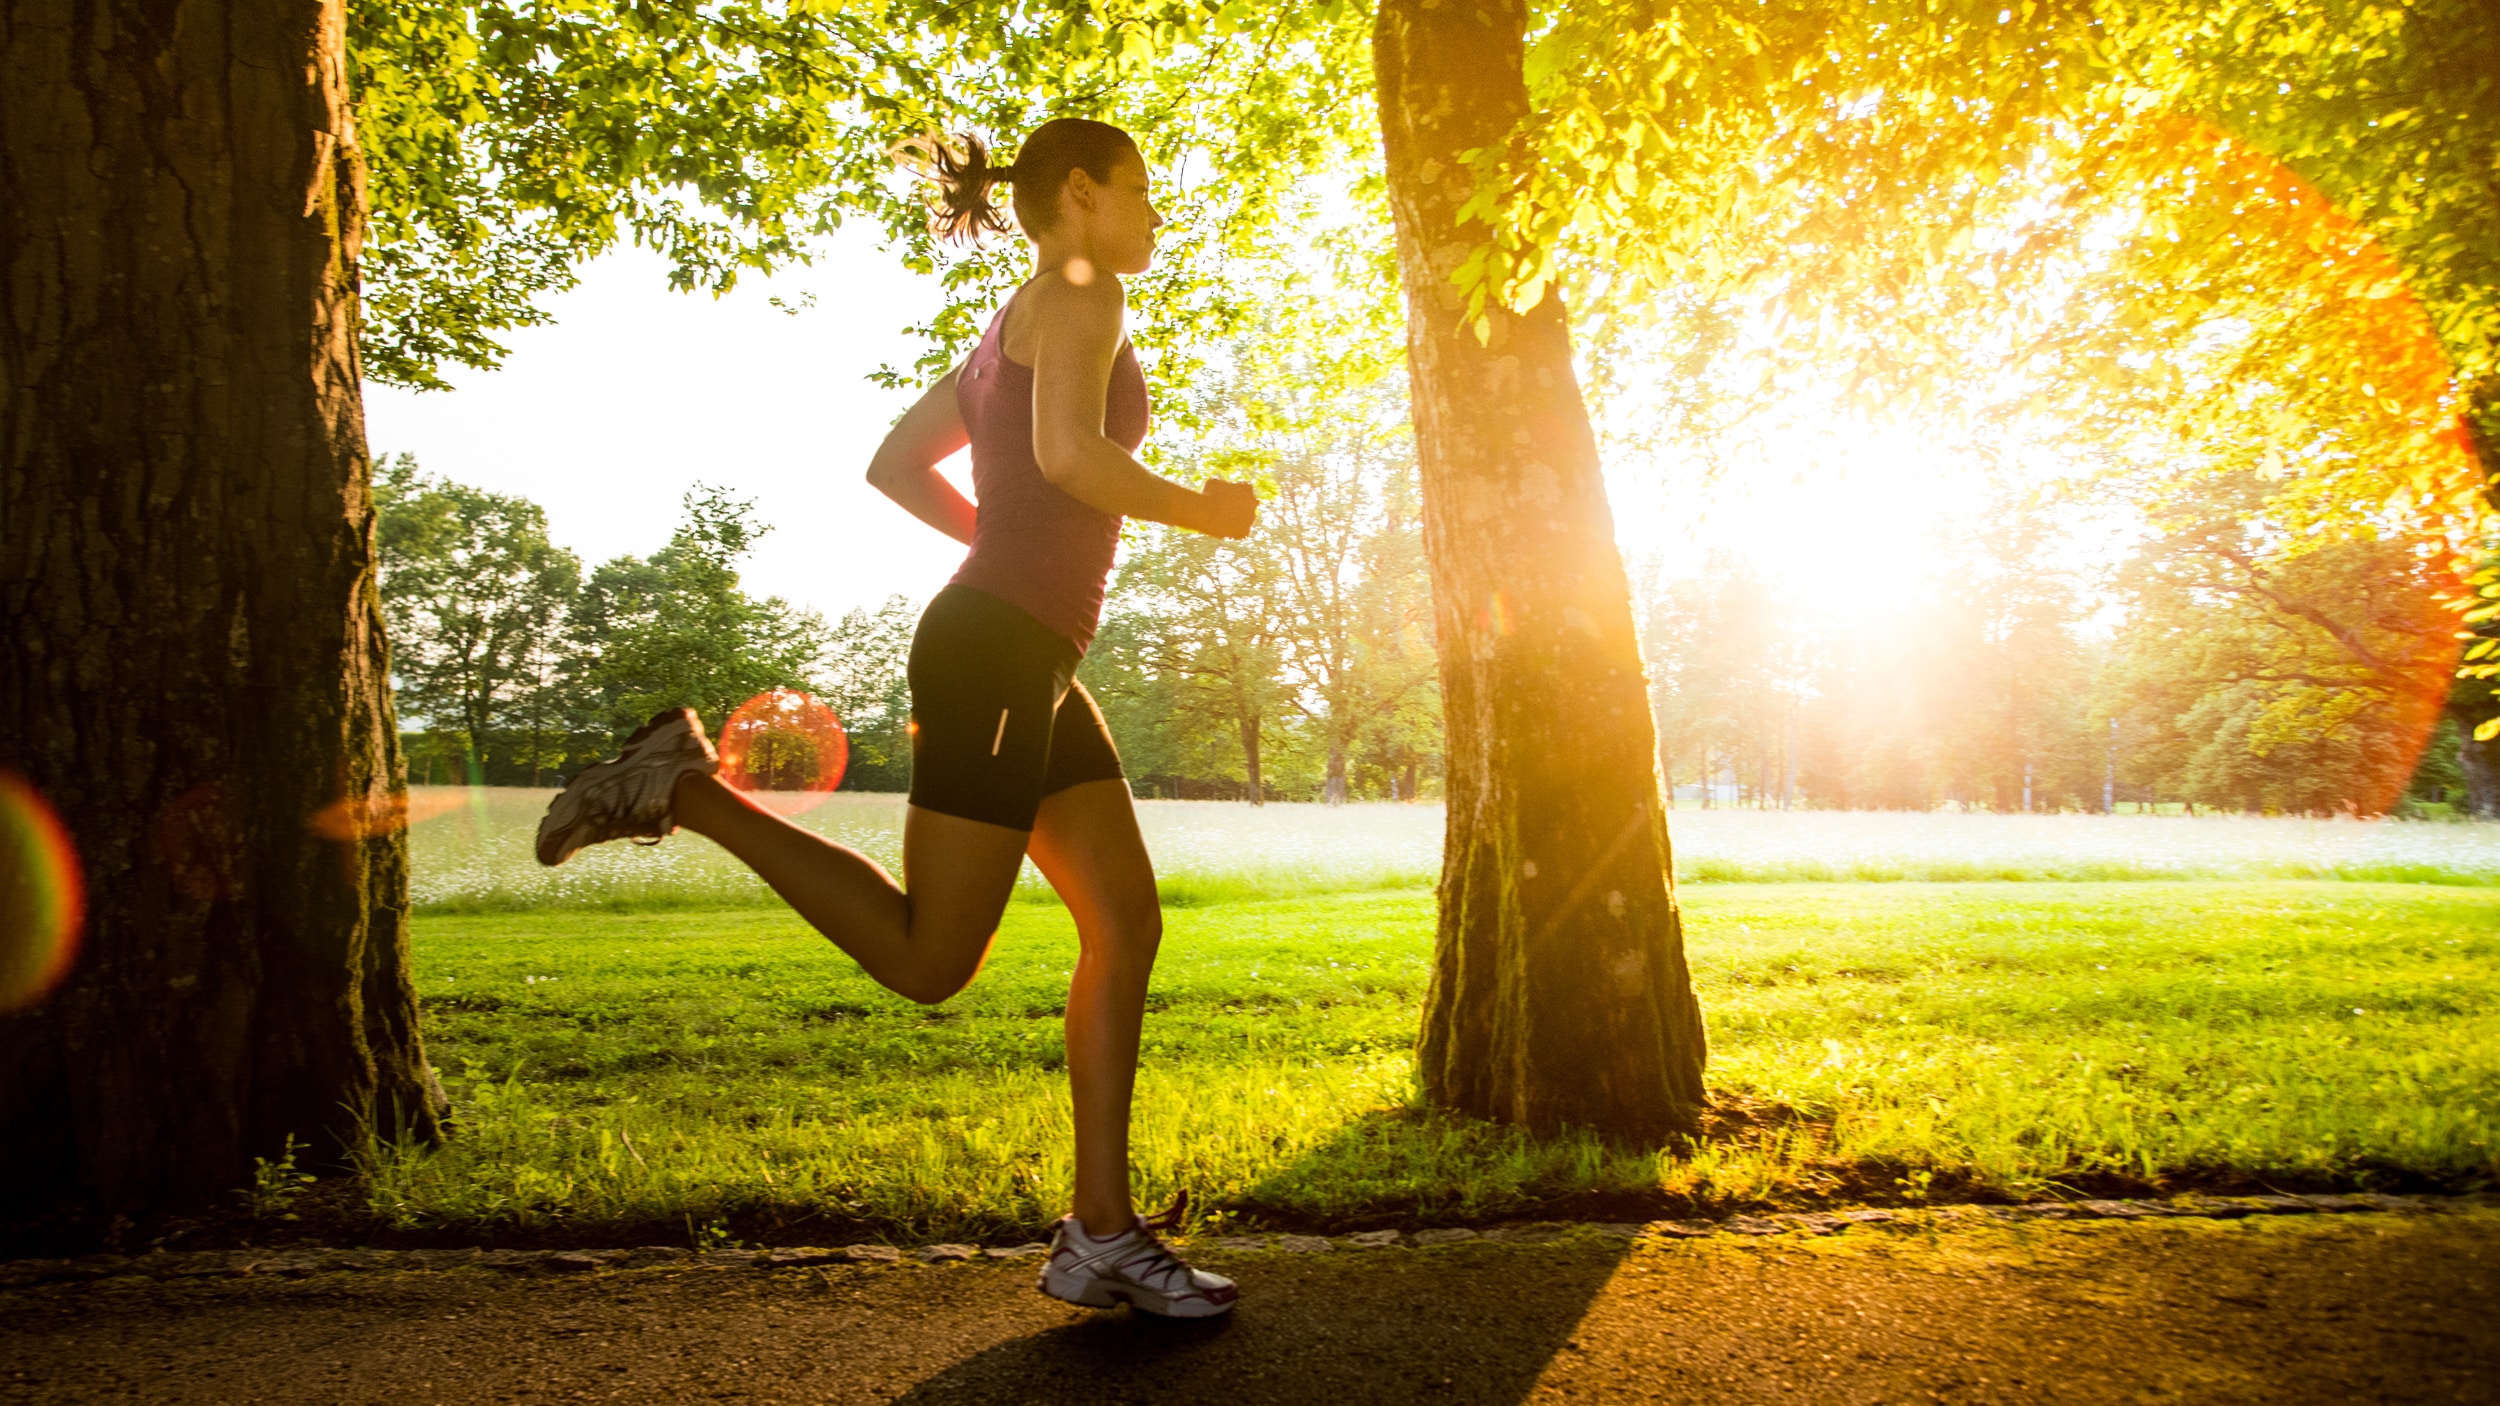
[1195,478,1259,539]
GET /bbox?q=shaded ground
[4,1211,2492,1405]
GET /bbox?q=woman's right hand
[1197,479,1258,539]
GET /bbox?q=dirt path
[5,1210,2493,1405]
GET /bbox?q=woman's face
[1069,149,1163,276]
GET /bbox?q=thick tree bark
[0,0,442,1215]
[1373,0,1707,1141]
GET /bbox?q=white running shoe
[1038,1194,1237,1318]
[534,708,719,866]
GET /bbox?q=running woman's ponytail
[927,133,1017,244]
[919,118,1141,245]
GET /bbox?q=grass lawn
[375,882,2499,1245]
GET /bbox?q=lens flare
[2152,116,2484,510]
[0,771,85,1014]
[1475,590,1514,638]
[717,689,849,816]
[2149,119,2486,812]
[309,788,469,841]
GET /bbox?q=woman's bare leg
[1025,778,1163,1237]
[669,773,1029,1004]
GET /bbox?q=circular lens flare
[717,689,849,816]
[0,771,85,1013]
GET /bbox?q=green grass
[369,881,2500,1244]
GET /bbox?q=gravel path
[4,1209,2492,1404]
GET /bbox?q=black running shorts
[906,584,1124,830]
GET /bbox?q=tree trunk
[1238,710,1264,805]
[2456,693,2500,819]
[2461,727,2499,819]
[1324,732,1349,805]
[0,0,442,1217]
[1373,0,1707,1141]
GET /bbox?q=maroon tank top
[949,288,1150,652]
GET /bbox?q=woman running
[532,118,1257,1318]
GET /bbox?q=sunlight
[1606,413,2015,617]
[1603,110,2486,686]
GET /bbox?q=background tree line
[381,414,2494,820]
[375,455,916,792]
[1083,301,1443,805]
[1637,500,2499,820]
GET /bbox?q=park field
[404,787,2500,913]
[372,879,2500,1245]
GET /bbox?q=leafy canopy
[351,0,2499,734]
[350,0,1371,393]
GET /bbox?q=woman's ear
[1063,165,1100,218]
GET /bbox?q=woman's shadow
[892,1113,1634,1405]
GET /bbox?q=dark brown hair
[928,119,1141,244]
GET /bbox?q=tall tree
[373,455,581,776]
[1932,506,2095,813]
[815,595,919,793]
[1098,526,1288,804]
[2105,485,2460,816]
[1,0,442,1212]
[1346,457,1444,802]
[1640,556,1808,810]
[2441,676,2500,818]
[570,487,828,739]
[1178,309,1430,805]
[1375,0,1706,1141]
[2460,547,2500,812]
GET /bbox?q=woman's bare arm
[865,368,980,545]
[1028,276,1255,538]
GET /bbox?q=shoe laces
[579,777,659,838]
[1108,1192,1197,1291]
[1141,1189,1189,1233]
[580,735,695,841]
[1060,1192,1198,1290]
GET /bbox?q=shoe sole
[1037,1268,1235,1318]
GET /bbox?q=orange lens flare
[0,771,85,1014]
[717,689,849,817]
[2154,118,2484,812]
[309,787,469,841]
[2154,115,2483,510]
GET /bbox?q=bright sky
[363,228,974,621]
[366,232,2041,624]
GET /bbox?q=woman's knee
[894,965,977,1006]
[1081,904,1163,973]
[892,909,1003,1004]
